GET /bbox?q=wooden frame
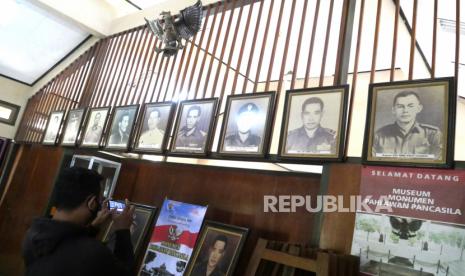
[80,106,111,148]
[244,238,330,276]
[185,221,249,276]
[362,77,456,168]
[278,85,349,162]
[104,104,139,151]
[169,98,219,156]
[42,110,65,145]
[0,100,21,126]
[102,202,157,259]
[218,92,276,158]
[60,108,87,147]
[133,102,176,154]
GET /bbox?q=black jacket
[22,217,135,276]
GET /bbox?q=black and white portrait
[279,87,348,160]
[81,107,110,147]
[61,109,85,146]
[43,111,64,145]
[364,78,455,167]
[103,204,156,257]
[219,93,275,156]
[171,98,218,154]
[185,221,248,276]
[106,105,138,150]
[135,102,175,152]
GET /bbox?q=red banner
[150,224,199,248]
[360,166,465,225]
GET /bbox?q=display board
[139,198,207,276]
[352,166,465,276]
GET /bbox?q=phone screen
[109,200,125,213]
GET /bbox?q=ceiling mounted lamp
[145,0,203,57]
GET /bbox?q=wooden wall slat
[319,0,335,87]
[202,1,228,98]
[390,0,400,81]
[135,34,156,104]
[231,0,254,94]
[408,0,418,80]
[305,0,321,88]
[369,0,382,84]
[253,0,274,93]
[242,0,264,93]
[187,6,212,99]
[220,0,245,100]
[195,3,220,99]
[211,0,237,98]
[264,0,285,92]
[290,0,308,90]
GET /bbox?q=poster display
[139,199,207,276]
[352,166,465,276]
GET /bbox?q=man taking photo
[22,167,135,276]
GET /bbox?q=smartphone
[108,200,126,213]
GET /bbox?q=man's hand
[112,199,135,231]
[91,199,111,228]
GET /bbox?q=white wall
[0,76,31,139]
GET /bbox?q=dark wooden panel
[319,163,361,254]
[113,159,321,275]
[0,145,63,276]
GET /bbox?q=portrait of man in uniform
[372,91,442,159]
[61,109,85,145]
[106,105,138,149]
[81,108,109,147]
[135,103,175,152]
[176,105,206,148]
[43,111,64,144]
[224,103,261,150]
[279,87,347,160]
[365,78,455,167]
[171,99,218,154]
[219,93,275,156]
[286,97,336,154]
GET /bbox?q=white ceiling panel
[0,0,89,84]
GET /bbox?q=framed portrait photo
[218,92,275,157]
[169,98,218,155]
[42,110,65,145]
[60,108,87,146]
[102,203,157,258]
[80,107,110,148]
[134,102,176,153]
[278,85,349,162]
[105,105,139,150]
[185,221,248,276]
[0,100,20,126]
[363,77,456,167]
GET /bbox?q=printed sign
[139,199,207,276]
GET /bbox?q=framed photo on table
[102,203,157,258]
[61,108,87,146]
[185,221,248,276]
[362,77,456,168]
[134,102,176,153]
[80,107,110,148]
[42,110,65,145]
[218,92,275,158]
[278,85,349,162]
[169,98,218,156]
[105,105,139,150]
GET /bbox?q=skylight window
[0,0,89,85]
